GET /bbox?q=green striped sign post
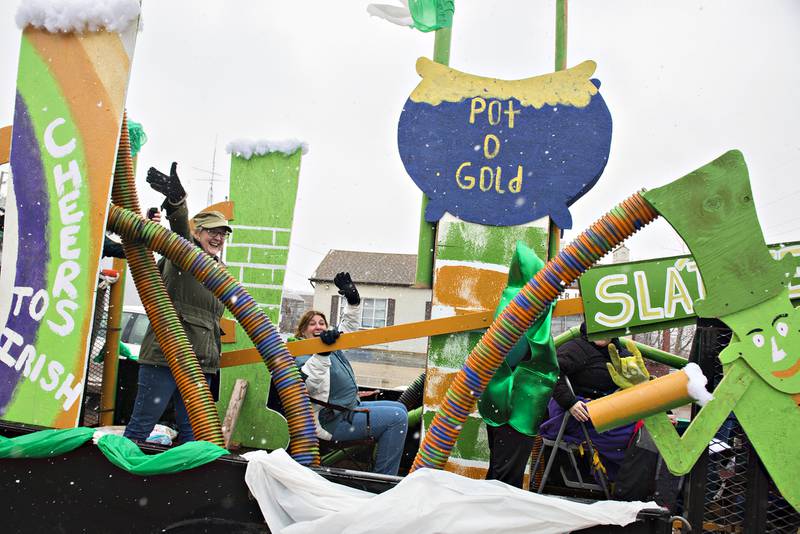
[422,216,550,478]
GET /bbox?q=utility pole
[192,135,226,207]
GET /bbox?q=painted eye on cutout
[776,322,789,337]
[752,334,765,348]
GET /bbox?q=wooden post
[100,259,126,426]
[222,379,249,449]
[661,328,671,352]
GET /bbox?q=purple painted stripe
[0,93,50,412]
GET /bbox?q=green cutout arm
[644,359,753,474]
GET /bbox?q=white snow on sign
[226,139,309,159]
[16,0,141,33]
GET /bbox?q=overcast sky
[1,1,798,294]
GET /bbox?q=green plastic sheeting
[409,0,454,32]
[96,434,228,476]
[0,427,95,458]
[478,241,559,436]
[93,340,133,363]
[127,119,147,157]
[0,427,228,476]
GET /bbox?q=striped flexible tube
[411,193,658,471]
[111,114,225,446]
[107,203,320,465]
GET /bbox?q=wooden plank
[554,297,583,317]
[220,317,237,344]
[0,125,11,164]
[219,297,585,368]
[221,379,248,449]
[202,200,235,221]
[220,310,494,368]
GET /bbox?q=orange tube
[587,371,692,433]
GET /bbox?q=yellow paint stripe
[411,57,598,108]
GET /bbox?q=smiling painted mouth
[773,358,800,379]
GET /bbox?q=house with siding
[309,250,432,354]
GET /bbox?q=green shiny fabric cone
[96,434,228,476]
[478,241,559,436]
[0,427,95,458]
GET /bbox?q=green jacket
[477,241,559,436]
[138,201,225,373]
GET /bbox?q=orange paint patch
[423,367,458,407]
[77,32,131,122]
[443,461,488,480]
[433,265,505,311]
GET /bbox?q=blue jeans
[123,364,212,444]
[331,400,408,476]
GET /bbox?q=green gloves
[607,339,650,389]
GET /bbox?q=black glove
[319,328,341,346]
[146,162,186,204]
[334,272,360,305]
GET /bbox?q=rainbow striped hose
[411,193,659,471]
[111,116,225,447]
[107,203,319,465]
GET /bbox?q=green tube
[407,406,423,428]
[555,326,687,369]
[414,25,453,288]
[554,325,581,348]
[630,340,688,369]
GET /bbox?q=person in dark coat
[124,162,231,444]
[539,322,636,482]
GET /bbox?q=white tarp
[243,449,660,534]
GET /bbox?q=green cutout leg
[644,360,753,474]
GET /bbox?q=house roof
[310,250,417,286]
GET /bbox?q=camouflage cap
[192,210,232,234]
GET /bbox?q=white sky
[0,1,799,294]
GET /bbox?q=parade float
[0,1,798,533]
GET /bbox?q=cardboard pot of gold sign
[397,58,612,229]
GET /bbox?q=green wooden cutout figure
[621,150,800,511]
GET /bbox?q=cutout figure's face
[722,293,800,394]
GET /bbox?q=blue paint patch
[397,80,612,228]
